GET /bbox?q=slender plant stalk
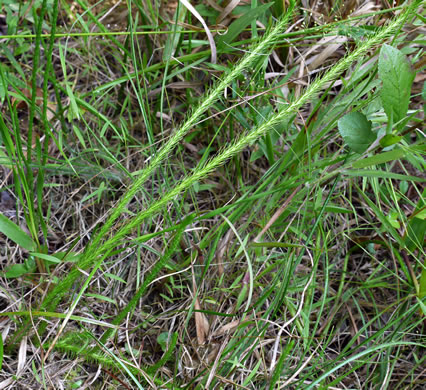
[37,0,60,242]
[26,0,47,167]
[7,0,421,350]
[22,0,47,258]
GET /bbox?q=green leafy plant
[338,43,416,153]
[379,44,416,131]
[338,41,424,300]
[338,111,376,153]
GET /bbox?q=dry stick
[253,184,302,242]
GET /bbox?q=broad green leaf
[105,272,127,284]
[387,211,400,229]
[30,253,63,264]
[29,252,79,265]
[324,205,353,214]
[66,84,80,121]
[414,208,426,220]
[379,134,402,148]
[399,181,409,194]
[157,332,169,352]
[417,297,426,313]
[0,213,36,251]
[352,147,406,168]
[420,268,426,300]
[343,169,424,182]
[85,293,116,305]
[163,3,187,61]
[404,190,426,252]
[404,217,426,252]
[4,257,36,279]
[0,149,13,168]
[273,0,286,17]
[0,330,3,370]
[216,3,273,48]
[378,44,415,125]
[338,112,376,153]
[72,124,86,148]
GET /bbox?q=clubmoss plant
[50,329,178,385]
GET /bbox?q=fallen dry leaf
[195,297,210,345]
[212,319,240,337]
[192,262,209,344]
